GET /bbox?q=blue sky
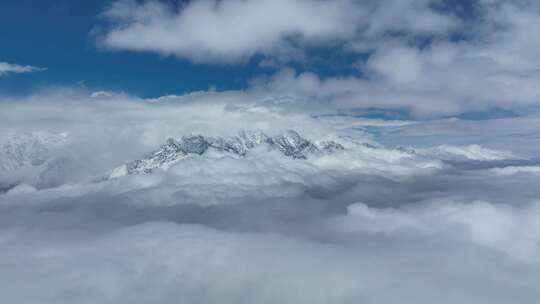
[0,0,265,96]
[0,0,363,98]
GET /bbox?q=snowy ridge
[110,130,344,177]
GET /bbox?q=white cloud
[336,199,540,262]
[2,71,540,303]
[92,0,540,116]
[360,0,458,37]
[98,0,456,63]
[3,216,540,304]
[416,144,517,161]
[0,62,45,76]
[491,165,540,176]
[366,114,540,158]
[239,1,540,116]
[99,0,357,63]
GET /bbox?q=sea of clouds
[1,90,540,303]
[3,0,540,302]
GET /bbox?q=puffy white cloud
[241,1,540,116]
[94,0,540,116]
[99,0,357,63]
[257,38,540,116]
[0,61,45,76]
[336,200,540,262]
[98,0,457,63]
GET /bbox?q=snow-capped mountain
[0,132,69,191]
[110,130,344,177]
[0,132,68,172]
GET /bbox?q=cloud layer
[1,91,540,303]
[4,1,540,302]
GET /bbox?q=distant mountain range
[0,129,522,193]
[110,130,344,177]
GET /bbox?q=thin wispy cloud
[0,61,45,76]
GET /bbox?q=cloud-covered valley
[2,91,540,303]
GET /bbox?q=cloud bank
[1,91,540,303]
[4,0,540,302]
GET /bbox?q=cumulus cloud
[0,61,45,76]
[94,0,540,116]
[256,36,540,116]
[335,199,540,262]
[97,0,457,63]
[99,0,357,63]
[245,1,540,116]
[1,90,540,303]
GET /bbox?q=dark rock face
[126,159,153,175]
[179,135,209,155]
